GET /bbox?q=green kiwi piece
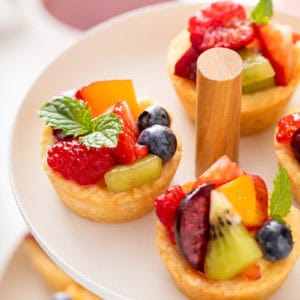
[204,191,262,280]
[238,48,275,94]
[104,154,162,192]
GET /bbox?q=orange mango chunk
[216,175,263,227]
[79,80,139,119]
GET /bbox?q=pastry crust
[40,124,182,223]
[274,106,300,203]
[156,206,300,300]
[167,30,300,135]
[24,236,101,299]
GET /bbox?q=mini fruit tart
[274,108,300,203]
[24,235,101,300]
[38,80,182,222]
[167,0,300,135]
[155,156,300,300]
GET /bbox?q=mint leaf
[80,114,122,148]
[38,97,91,136]
[270,165,292,223]
[251,0,273,24]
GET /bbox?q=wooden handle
[195,47,243,178]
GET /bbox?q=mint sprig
[80,114,122,148]
[38,97,122,148]
[270,164,292,224]
[251,0,273,24]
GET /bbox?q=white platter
[9,1,300,299]
[0,238,50,300]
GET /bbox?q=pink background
[43,0,171,30]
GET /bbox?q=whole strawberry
[47,140,116,185]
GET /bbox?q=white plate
[9,2,300,299]
[0,238,49,300]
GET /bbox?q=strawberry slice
[194,155,244,188]
[188,1,254,52]
[174,46,200,81]
[247,174,269,230]
[293,32,300,44]
[112,101,140,164]
[253,23,296,86]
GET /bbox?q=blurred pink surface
[43,0,171,30]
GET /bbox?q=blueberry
[256,220,293,261]
[291,128,300,162]
[137,125,177,163]
[138,105,170,131]
[51,292,73,300]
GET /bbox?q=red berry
[276,113,300,143]
[47,140,115,185]
[112,101,139,164]
[155,186,185,244]
[253,23,295,86]
[194,155,244,188]
[188,1,254,52]
[174,46,200,80]
[75,89,84,100]
[134,143,149,159]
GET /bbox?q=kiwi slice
[104,154,162,192]
[204,191,262,280]
[238,48,275,94]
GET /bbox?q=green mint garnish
[38,97,122,148]
[270,164,292,224]
[80,114,122,148]
[251,0,273,24]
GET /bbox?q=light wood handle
[195,47,243,178]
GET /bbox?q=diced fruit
[291,128,300,162]
[134,144,149,159]
[242,77,275,94]
[175,183,214,271]
[242,264,261,280]
[248,174,269,225]
[137,125,177,163]
[51,292,72,300]
[238,48,275,94]
[188,1,254,52]
[256,220,293,261]
[216,175,266,228]
[155,186,185,244]
[253,23,296,86]
[276,112,300,143]
[47,140,115,185]
[77,80,140,118]
[194,155,244,188]
[293,32,300,43]
[112,101,140,165]
[138,105,171,131]
[174,46,200,81]
[204,191,262,280]
[104,154,162,192]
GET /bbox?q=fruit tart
[155,156,300,300]
[38,80,182,222]
[274,107,300,203]
[167,0,300,135]
[24,234,102,300]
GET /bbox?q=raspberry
[47,140,115,185]
[154,186,185,244]
[112,100,141,164]
[276,113,300,143]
